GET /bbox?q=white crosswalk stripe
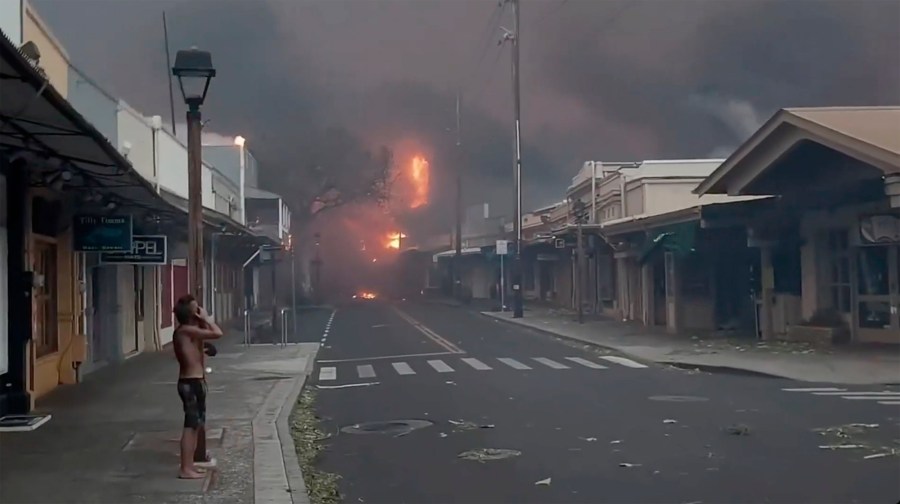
[599,356,648,368]
[461,358,492,370]
[533,357,569,369]
[782,387,900,408]
[565,357,608,369]
[319,367,337,381]
[316,354,649,381]
[357,364,376,379]
[497,358,531,370]
[392,362,416,375]
[427,360,455,373]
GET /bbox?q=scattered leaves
[290,389,341,504]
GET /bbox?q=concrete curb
[252,347,318,504]
[480,311,803,382]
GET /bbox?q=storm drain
[340,419,434,437]
[648,395,709,402]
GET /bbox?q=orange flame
[409,156,429,208]
[386,232,407,249]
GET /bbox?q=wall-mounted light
[120,141,132,158]
[150,115,163,130]
[233,135,246,147]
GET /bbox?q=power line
[459,1,506,94]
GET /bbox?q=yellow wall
[27,190,77,400]
[22,3,70,97]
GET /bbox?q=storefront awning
[0,31,181,218]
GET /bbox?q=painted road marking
[392,307,465,354]
[813,391,900,396]
[498,358,531,370]
[319,367,337,381]
[392,362,416,375]
[357,364,376,379]
[461,358,492,371]
[427,360,455,373]
[533,357,569,369]
[566,357,608,369]
[878,401,900,405]
[782,387,847,392]
[599,356,648,368]
[318,351,459,364]
[842,397,900,402]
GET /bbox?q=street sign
[99,235,167,265]
[496,240,509,255]
[73,215,133,252]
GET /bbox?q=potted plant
[786,308,850,344]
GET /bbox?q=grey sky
[34,0,900,224]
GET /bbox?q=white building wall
[117,102,156,183]
[0,0,22,45]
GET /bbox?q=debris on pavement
[579,437,598,442]
[819,444,866,450]
[725,424,751,436]
[439,432,448,438]
[619,462,642,468]
[449,419,495,431]
[457,448,522,462]
[610,440,623,444]
[663,419,678,424]
[863,451,896,459]
[846,423,879,429]
[445,381,457,385]
[534,477,552,486]
[290,389,341,504]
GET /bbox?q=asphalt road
[309,300,900,504]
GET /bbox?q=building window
[825,229,851,314]
[33,239,58,357]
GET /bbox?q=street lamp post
[172,46,216,303]
[172,46,215,465]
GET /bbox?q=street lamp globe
[171,47,216,110]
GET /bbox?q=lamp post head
[233,135,246,147]
[172,47,216,110]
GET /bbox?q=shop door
[856,245,900,343]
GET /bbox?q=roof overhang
[695,107,900,196]
[0,31,180,217]
[159,188,274,246]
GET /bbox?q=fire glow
[386,232,407,250]
[409,155,429,209]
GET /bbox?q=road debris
[846,423,879,429]
[863,451,897,459]
[457,448,522,462]
[580,437,598,442]
[725,424,751,436]
[663,419,678,424]
[290,389,341,504]
[439,432,448,438]
[534,477,552,486]
[819,444,866,450]
[610,440,623,444]
[445,381,457,385]
[449,419,495,431]
[619,462,642,468]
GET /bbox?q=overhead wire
[458,0,506,96]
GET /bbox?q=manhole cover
[648,395,709,402]
[341,419,434,437]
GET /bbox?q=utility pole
[508,0,525,318]
[572,199,588,324]
[454,92,463,299]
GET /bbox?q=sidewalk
[0,333,318,504]
[483,308,900,385]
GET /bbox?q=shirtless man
[173,296,223,479]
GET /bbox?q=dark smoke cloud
[34,0,900,226]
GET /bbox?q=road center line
[392,306,465,354]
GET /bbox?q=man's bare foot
[178,468,206,479]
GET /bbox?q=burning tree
[259,126,395,229]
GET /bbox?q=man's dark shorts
[177,378,207,429]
